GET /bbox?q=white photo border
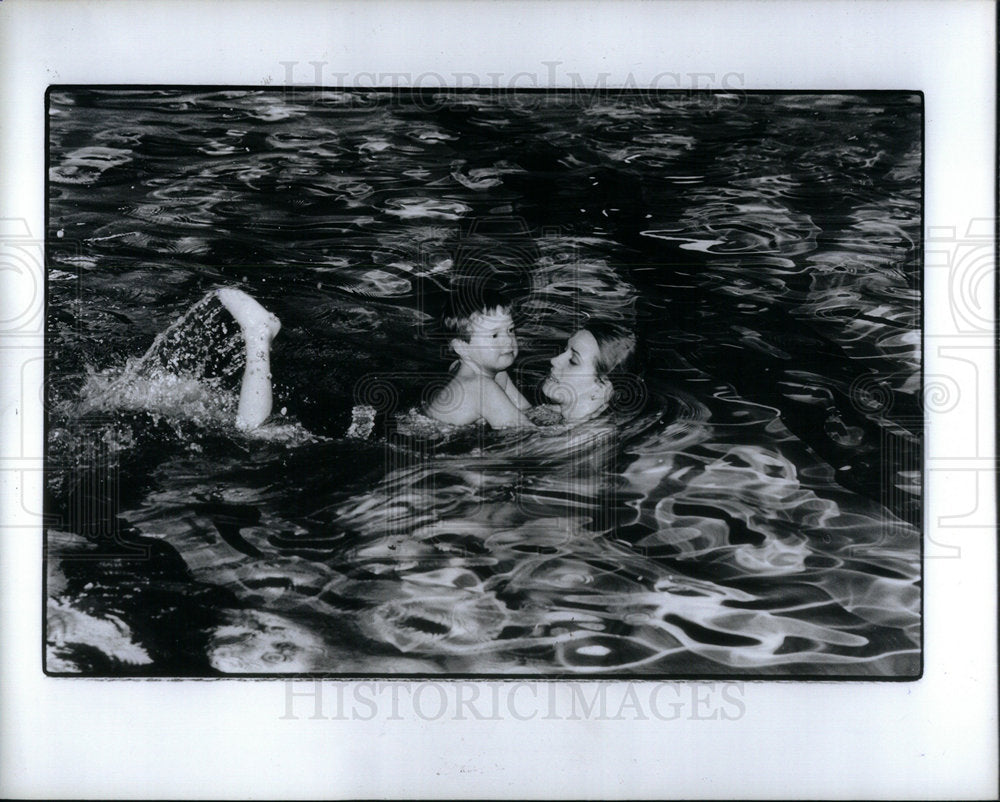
[1,0,996,798]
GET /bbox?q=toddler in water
[424,287,532,428]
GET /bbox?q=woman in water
[217,287,636,430]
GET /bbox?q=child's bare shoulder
[425,373,484,424]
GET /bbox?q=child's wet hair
[442,284,514,341]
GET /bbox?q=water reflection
[46,89,921,676]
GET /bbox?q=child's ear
[450,337,468,359]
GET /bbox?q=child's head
[443,285,518,374]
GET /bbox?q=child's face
[458,309,518,373]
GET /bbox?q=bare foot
[217,287,281,344]
[216,288,280,429]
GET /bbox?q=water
[46,89,921,676]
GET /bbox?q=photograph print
[45,87,922,678]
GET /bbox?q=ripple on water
[362,589,511,654]
[341,269,412,297]
[46,89,922,676]
[382,197,472,220]
[50,146,133,185]
[208,609,331,672]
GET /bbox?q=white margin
[1,1,996,799]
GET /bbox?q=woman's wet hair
[583,321,644,415]
[586,321,636,379]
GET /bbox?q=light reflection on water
[46,90,921,676]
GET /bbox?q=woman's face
[543,329,610,420]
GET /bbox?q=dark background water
[46,89,921,676]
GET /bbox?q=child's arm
[494,370,532,411]
[479,379,534,429]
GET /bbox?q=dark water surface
[46,89,921,676]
